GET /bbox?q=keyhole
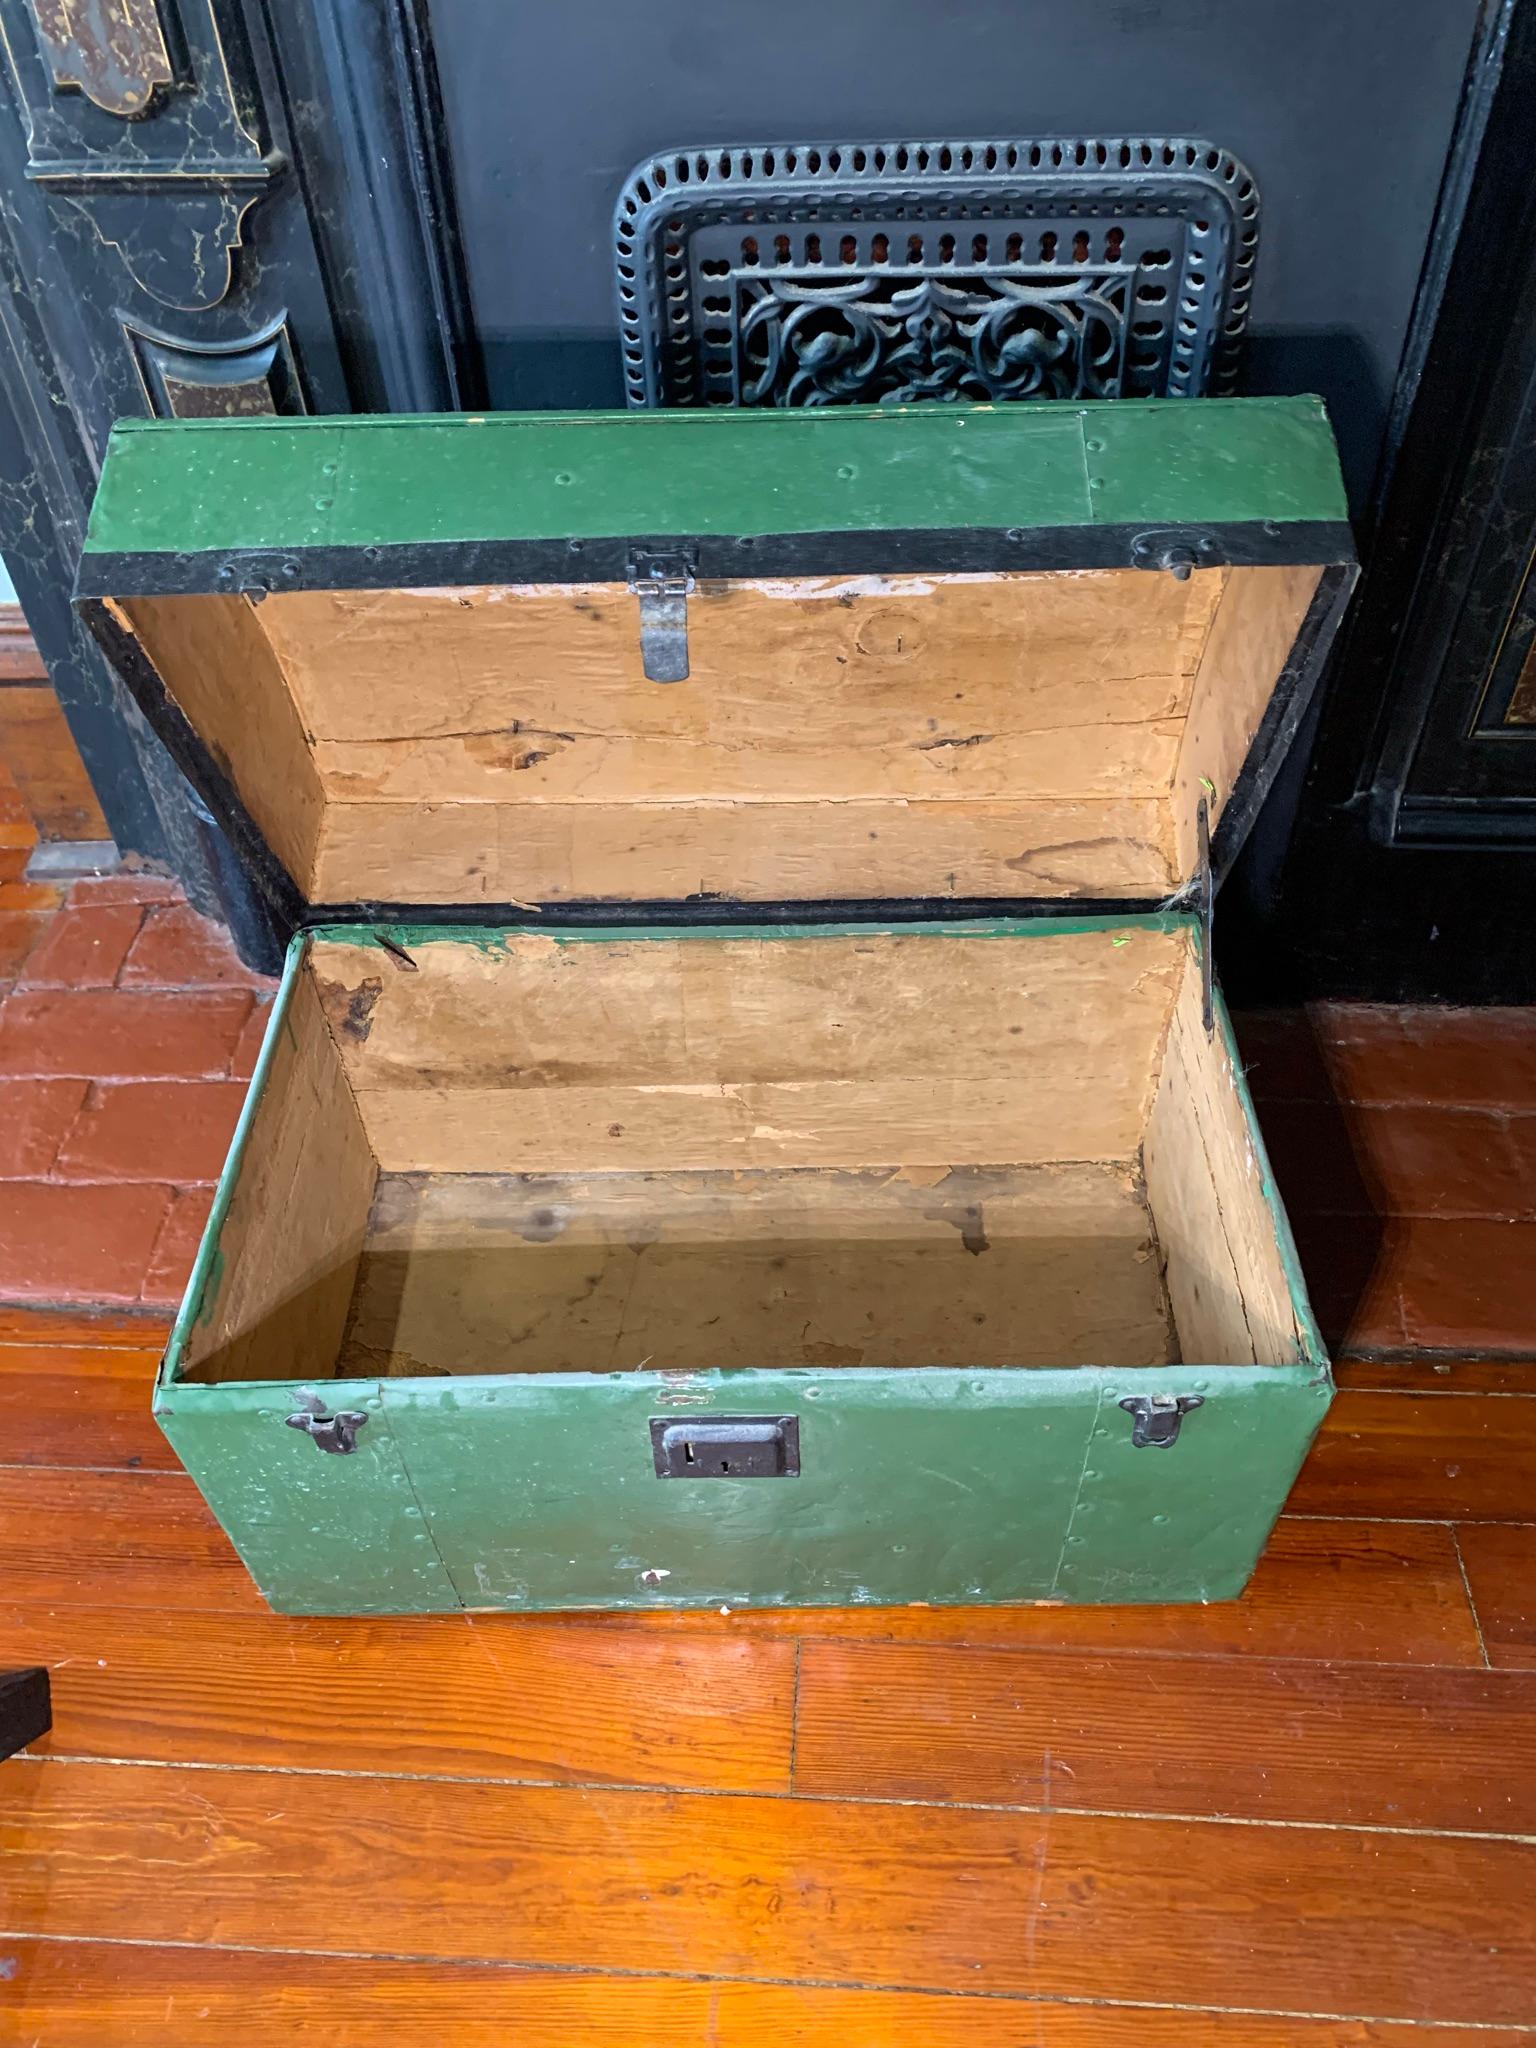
[684,1441,696,1464]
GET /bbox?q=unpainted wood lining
[181,973,378,1386]
[258,568,1226,903]
[1142,949,1308,1368]
[307,927,1186,1175]
[1172,563,1325,876]
[314,795,1179,903]
[112,594,325,894]
[337,1162,1179,1376]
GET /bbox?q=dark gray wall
[427,0,1481,510]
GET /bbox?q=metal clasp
[285,1388,369,1456]
[1119,1393,1205,1448]
[628,546,697,682]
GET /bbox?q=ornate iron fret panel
[614,137,1258,409]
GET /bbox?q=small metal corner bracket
[1119,1393,1205,1448]
[285,1388,369,1456]
[628,546,698,682]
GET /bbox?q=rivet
[1088,476,1106,491]
[554,471,574,486]
[1084,436,1105,452]
[836,463,857,479]
[1151,1512,1170,1526]
[313,497,334,511]
[1066,1534,1085,1546]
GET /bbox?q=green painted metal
[308,910,1193,953]
[156,1377,460,1615]
[378,1362,1323,1617]
[83,397,1347,560]
[1046,1364,1330,1604]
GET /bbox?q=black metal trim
[74,519,1355,602]
[323,894,1188,930]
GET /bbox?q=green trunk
[156,1375,460,1615]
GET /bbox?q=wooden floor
[0,1303,1533,2044]
[3,924,1536,2042]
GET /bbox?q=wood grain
[7,1940,1523,2048]
[1336,1357,1536,1395]
[0,1303,171,1346]
[5,1759,1533,2023]
[1146,946,1312,1367]
[794,1638,1536,1830]
[115,594,326,893]
[0,1469,258,1612]
[0,684,110,842]
[313,926,1182,1177]
[4,1602,794,1790]
[185,970,377,1386]
[1287,1386,1536,1521]
[341,1161,1176,1375]
[1456,1523,1536,1670]
[315,792,1182,903]
[0,1343,168,1470]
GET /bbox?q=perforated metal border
[614,136,1259,408]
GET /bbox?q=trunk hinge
[628,546,697,683]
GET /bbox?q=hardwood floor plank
[592,1522,1485,1668]
[2,1940,1526,2048]
[794,1639,1536,1830]
[1288,1388,1536,1522]
[1336,1358,1536,1395]
[0,1304,171,1346]
[0,1343,171,1470]
[0,1469,259,1612]
[3,1760,1531,2024]
[1456,1525,1536,1670]
[4,1603,794,1793]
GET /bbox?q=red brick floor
[0,873,275,1310]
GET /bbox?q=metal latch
[1119,1393,1205,1448]
[285,1389,369,1456]
[628,546,697,682]
[650,1414,801,1478]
